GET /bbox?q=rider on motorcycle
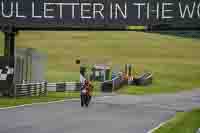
[80,80,93,107]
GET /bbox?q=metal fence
[132,72,153,86]
[47,82,81,92]
[15,81,47,97]
[112,77,127,90]
[13,81,81,97]
[101,76,127,92]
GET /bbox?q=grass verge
[117,85,200,95]
[153,109,200,133]
[0,91,80,108]
[0,90,100,108]
[1,31,200,94]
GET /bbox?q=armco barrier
[101,80,113,92]
[15,81,81,96]
[133,73,153,86]
[47,82,81,92]
[112,77,127,91]
[101,76,127,92]
[15,81,47,97]
[56,83,66,92]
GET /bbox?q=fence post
[14,84,18,97]
[37,83,39,96]
[27,84,30,96]
[34,83,37,96]
[44,81,47,96]
[14,84,17,97]
[112,79,114,91]
[64,82,66,92]
[39,83,42,96]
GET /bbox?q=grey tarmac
[0,89,200,133]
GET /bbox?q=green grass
[127,26,145,30]
[0,90,101,108]
[154,109,200,133]
[0,31,200,94]
[0,91,80,108]
[0,80,101,107]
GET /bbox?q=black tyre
[81,100,84,107]
[81,95,84,107]
[85,96,90,107]
[85,103,88,107]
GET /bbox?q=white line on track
[146,118,172,133]
[0,98,80,110]
[0,95,113,110]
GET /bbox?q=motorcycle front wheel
[81,95,89,107]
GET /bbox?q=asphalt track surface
[0,89,200,133]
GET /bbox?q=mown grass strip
[0,92,79,108]
[154,109,200,133]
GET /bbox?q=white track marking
[0,98,80,110]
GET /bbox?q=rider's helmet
[84,80,89,85]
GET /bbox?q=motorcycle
[80,88,91,107]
